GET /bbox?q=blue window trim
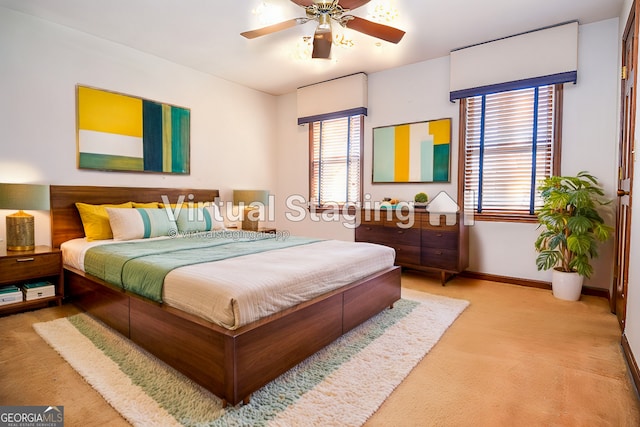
[450,71,575,102]
[529,87,540,215]
[477,95,487,213]
[345,117,352,202]
[317,121,323,206]
[298,107,367,125]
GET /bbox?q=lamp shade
[0,183,49,251]
[0,183,50,211]
[233,190,269,232]
[233,190,269,206]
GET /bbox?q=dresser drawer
[384,214,419,229]
[359,212,384,226]
[421,216,459,232]
[421,229,459,250]
[356,225,420,246]
[421,248,459,271]
[0,253,61,284]
[392,244,421,265]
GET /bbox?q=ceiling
[0,0,625,95]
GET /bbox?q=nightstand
[227,226,277,234]
[0,246,64,316]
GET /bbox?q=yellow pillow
[132,202,160,208]
[75,202,133,241]
[158,203,189,208]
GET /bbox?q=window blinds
[464,86,555,214]
[450,22,577,101]
[310,115,362,205]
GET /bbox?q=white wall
[275,18,620,290]
[0,8,278,247]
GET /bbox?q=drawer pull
[436,233,443,237]
[435,251,443,255]
[397,230,404,234]
[16,258,35,262]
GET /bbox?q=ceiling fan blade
[345,15,405,44]
[290,0,314,6]
[339,0,371,9]
[312,28,332,59]
[241,18,307,39]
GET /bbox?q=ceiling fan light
[317,13,331,32]
[252,1,284,26]
[368,0,399,24]
[291,36,313,61]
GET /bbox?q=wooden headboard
[50,185,220,248]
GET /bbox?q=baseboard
[459,271,610,299]
[622,334,640,398]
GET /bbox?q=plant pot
[551,268,584,301]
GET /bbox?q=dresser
[355,209,469,284]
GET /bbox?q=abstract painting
[372,118,451,183]
[76,86,190,174]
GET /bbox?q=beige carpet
[1,272,639,426]
[30,293,467,426]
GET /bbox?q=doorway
[612,2,637,330]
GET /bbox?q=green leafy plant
[414,192,428,203]
[534,171,613,278]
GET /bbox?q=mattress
[61,236,396,329]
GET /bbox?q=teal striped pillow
[106,208,178,241]
[176,205,225,233]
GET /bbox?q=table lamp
[233,190,269,231]
[0,183,50,251]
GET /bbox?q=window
[309,114,363,208]
[460,84,562,221]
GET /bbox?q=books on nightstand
[22,281,56,301]
[0,285,23,306]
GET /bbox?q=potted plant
[414,192,429,207]
[534,171,614,301]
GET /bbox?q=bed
[50,185,401,406]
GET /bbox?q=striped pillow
[106,208,178,241]
[175,204,225,233]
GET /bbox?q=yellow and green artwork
[76,86,190,174]
[373,118,451,183]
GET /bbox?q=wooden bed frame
[50,185,401,406]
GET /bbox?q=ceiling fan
[241,0,406,59]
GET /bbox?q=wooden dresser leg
[441,271,446,286]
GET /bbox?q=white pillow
[175,203,225,233]
[106,208,178,241]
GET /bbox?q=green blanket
[84,231,320,302]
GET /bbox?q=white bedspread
[61,237,395,329]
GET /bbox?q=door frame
[611,1,638,327]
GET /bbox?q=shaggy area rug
[33,290,468,426]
